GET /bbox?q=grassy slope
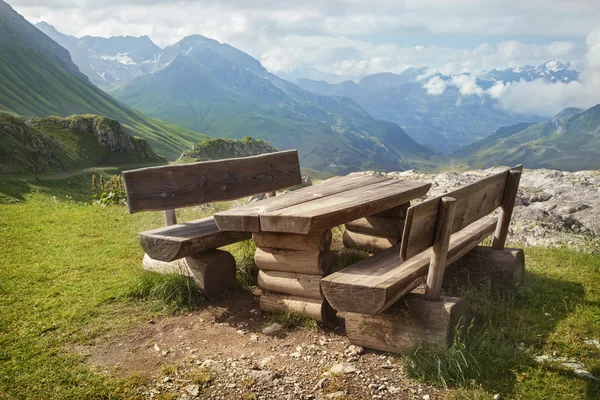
[0,46,209,159]
[0,114,165,176]
[0,177,598,399]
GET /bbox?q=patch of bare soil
[79,289,445,400]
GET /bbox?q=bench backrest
[122,150,302,214]
[400,165,523,260]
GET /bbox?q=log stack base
[142,250,237,298]
[343,203,408,253]
[344,293,472,354]
[253,229,335,322]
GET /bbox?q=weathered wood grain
[425,197,456,301]
[258,270,323,299]
[214,175,391,232]
[492,167,523,250]
[123,150,302,213]
[137,216,252,262]
[258,180,431,234]
[142,250,236,298]
[444,246,525,286]
[321,216,496,315]
[400,166,522,260]
[260,293,336,322]
[164,209,177,226]
[342,230,398,253]
[254,247,334,275]
[252,230,332,251]
[345,215,404,238]
[345,294,471,354]
[373,202,410,218]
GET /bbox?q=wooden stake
[492,169,522,250]
[164,209,177,226]
[425,197,456,301]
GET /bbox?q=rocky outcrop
[28,115,162,160]
[354,167,600,250]
[177,137,277,162]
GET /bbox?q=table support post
[343,202,409,253]
[253,229,336,322]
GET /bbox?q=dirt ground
[79,289,445,400]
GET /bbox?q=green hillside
[452,105,600,171]
[112,42,440,174]
[177,136,278,163]
[0,114,164,176]
[0,1,208,159]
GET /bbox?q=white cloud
[423,76,446,95]
[451,74,483,96]
[487,81,509,99]
[497,29,600,116]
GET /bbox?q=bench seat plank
[138,216,252,262]
[321,216,497,315]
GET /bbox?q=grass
[265,310,320,330]
[0,175,599,399]
[405,246,600,399]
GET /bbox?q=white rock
[329,363,357,374]
[185,384,200,396]
[262,323,284,336]
[201,359,226,372]
[250,369,281,382]
[326,391,346,398]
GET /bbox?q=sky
[8,0,600,77]
[7,0,600,115]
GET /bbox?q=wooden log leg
[342,230,399,253]
[260,293,336,323]
[443,246,525,287]
[142,249,236,298]
[344,293,472,354]
[253,230,335,321]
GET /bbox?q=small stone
[423,395,430,400]
[262,323,284,337]
[368,383,378,390]
[250,369,281,382]
[326,391,346,398]
[163,376,172,383]
[329,363,357,375]
[493,394,501,400]
[201,359,226,372]
[290,352,301,358]
[185,384,200,396]
[347,345,364,355]
[389,386,400,394]
[153,343,160,352]
[161,350,169,356]
[313,378,328,391]
[378,385,386,391]
[250,334,259,342]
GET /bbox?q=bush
[92,173,127,206]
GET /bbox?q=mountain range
[38,22,581,155]
[0,1,209,160]
[452,105,600,171]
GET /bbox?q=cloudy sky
[7,0,600,78]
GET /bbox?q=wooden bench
[321,165,524,353]
[122,150,302,297]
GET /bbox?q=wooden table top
[214,174,431,234]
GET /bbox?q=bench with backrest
[321,165,524,353]
[122,150,302,297]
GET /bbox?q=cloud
[451,74,483,96]
[7,0,592,78]
[423,76,446,95]
[497,29,600,116]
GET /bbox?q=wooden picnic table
[214,174,431,321]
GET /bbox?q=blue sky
[7,0,599,78]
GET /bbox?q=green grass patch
[126,272,207,314]
[265,310,319,330]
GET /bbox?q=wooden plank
[425,197,457,301]
[342,230,398,253]
[259,180,431,234]
[254,248,333,275]
[400,166,522,260]
[258,270,323,299]
[214,174,390,232]
[492,167,523,250]
[260,293,336,322]
[123,150,302,213]
[321,216,497,315]
[137,216,252,262]
[345,294,471,354]
[345,215,404,238]
[252,230,332,251]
